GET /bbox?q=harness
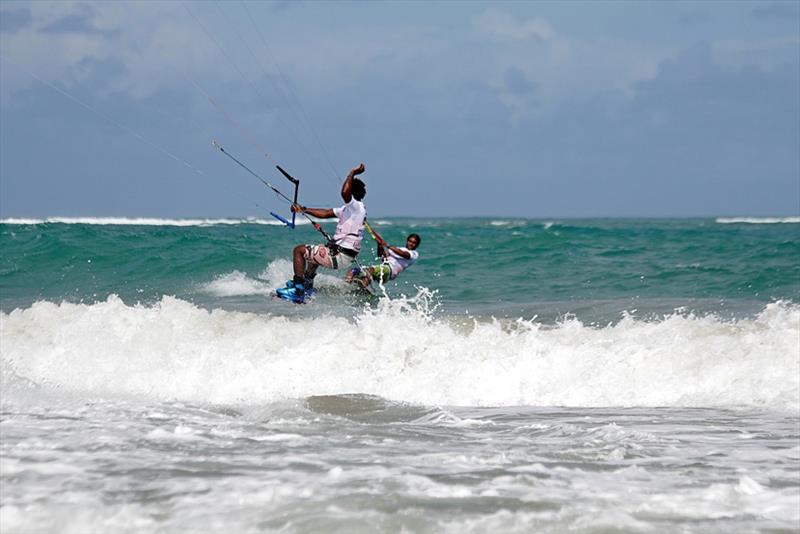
[327,226,360,262]
[325,241,358,269]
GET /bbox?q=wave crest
[716,217,800,224]
[2,296,798,410]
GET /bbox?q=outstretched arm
[291,205,336,219]
[374,237,410,259]
[341,163,365,203]
[385,245,411,259]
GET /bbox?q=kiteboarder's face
[406,236,420,250]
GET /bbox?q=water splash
[2,296,797,410]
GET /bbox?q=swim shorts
[304,244,354,270]
[369,263,392,283]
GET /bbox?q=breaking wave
[2,296,798,410]
[716,217,800,224]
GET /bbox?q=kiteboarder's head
[406,233,420,250]
[352,178,366,201]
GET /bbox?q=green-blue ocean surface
[2,217,799,533]
[2,217,798,318]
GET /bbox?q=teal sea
[2,217,799,533]
[2,217,798,318]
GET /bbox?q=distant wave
[716,217,800,224]
[3,297,798,410]
[0,217,305,227]
[490,220,527,227]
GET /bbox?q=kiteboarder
[276,163,367,302]
[347,229,420,288]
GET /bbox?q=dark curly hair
[352,178,366,201]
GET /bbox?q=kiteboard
[346,278,376,297]
[274,285,316,304]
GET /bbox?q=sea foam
[1,296,798,410]
[716,217,800,224]
[200,260,346,297]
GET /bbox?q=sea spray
[2,295,797,410]
[201,259,348,298]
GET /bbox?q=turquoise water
[2,218,798,319]
[2,217,799,533]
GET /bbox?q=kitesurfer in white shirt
[347,232,421,288]
[276,163,367,302]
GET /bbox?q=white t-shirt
[332,199,366,252]
[386,247,419,278]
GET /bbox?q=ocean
[1,216,798,533]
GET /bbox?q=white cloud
[474,8,554,42]
[3,2,791,123]
[713,36,800,69]
[465,9,665,118]
[0,3,651,111]
[0,1,241,99]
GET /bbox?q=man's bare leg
[292,245,307,280]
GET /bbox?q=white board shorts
[304,244,355,270]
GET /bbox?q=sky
[0,0,798,218]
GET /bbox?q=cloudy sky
[1,0,798,218]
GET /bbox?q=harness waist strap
[326,242,358,258]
